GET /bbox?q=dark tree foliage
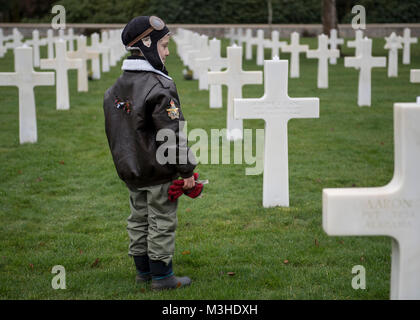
[1,0,419,24]
[0,0,56,22]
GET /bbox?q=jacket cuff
[179,170,194,179]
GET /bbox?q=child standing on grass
[103,16,197,290]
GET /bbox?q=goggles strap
[127,26,154,47]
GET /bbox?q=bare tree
[322,0,338,36]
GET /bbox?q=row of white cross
[227,26,418,64]
[174,27,420,300]
[228,27,418,91]
[175,28,419,109]
[0,27,126,144]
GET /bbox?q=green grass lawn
[0,33,419,300]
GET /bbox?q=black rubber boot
[150,260,191,290]
[151,274,192,290]
[133,255,152,283]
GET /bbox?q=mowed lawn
[0,32,419,300]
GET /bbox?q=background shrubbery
[1,0,419,24]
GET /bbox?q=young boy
[103,16,196,290]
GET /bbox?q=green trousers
[127,181,178,266]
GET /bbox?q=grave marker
[401,28,417,65]
[255,29,265,66]
[234,58,319,207]
[344,37,386,106]
[410,69,420,83]
[91,32,110,73]
[323,102,420,300]
[25,29,45,67]
[264,30,286,59]
[328,29,344,64]
[347,30,364,59]
[67,28,75,52]
[40,39,83,110]
[46,29,55,59]
[0,28,8,57]
[67,36,90,92]
[236,28,244,47]
[5,28,23,50]
[195,37,228,105]
[208,45,262,140]
[226,27,235,45]
[306,34,339,88]
[0,46,54,143]
[188,35,209,81]
[384,32,403,78]
[282,32,308,78]
[84,36,101,80]
[244,29,254,60]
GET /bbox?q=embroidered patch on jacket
[114,97,132,115]
[166,99,179,120]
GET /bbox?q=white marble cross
[0,46,54,144]
[328,29,344,64]
[281,32,308,78]
[347,30,364,58]
[410,69,420,103]
[67,36,91,92]
[91,32,110,73]
[189,35,209,81]
[236,28,244,47]
[58,29,65,40]
[12,28,23,47]
[344,37,386,107]
[5,28,23,50]
[385,32,403,78]
[264,30,286,59]
[84,36,101,80]
[323,102,420,300]
[58,28,73,51]
[208,45,262,141]
[244,29,264,65]
[183,32,200,66]
[172,27,185,46]
[244,29,254,60]
[45,29,55,59]
[195,38,216,90]
[401,28,417,65]
[176,29,192,59]
[195,37,228,106]
[109,29,125,64]
[0,28,8,58]
[0,28,13,42]
[102,30,116,67]
[108,30,124,67]
[234,58,319,207]
[236,27,246,46]
[183,32,200,65]
[66,28,75,52]
[177,30,194,62]
[255,29,265,66]
[306,34,339,88]
[410,69,420,83]
[207,39,228,108]
[40,39,82,110]
[25,29,46,67]
[226,27,235,45]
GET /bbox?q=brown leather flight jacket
[103,70,196,191]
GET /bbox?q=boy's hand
[183,175,196,190]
